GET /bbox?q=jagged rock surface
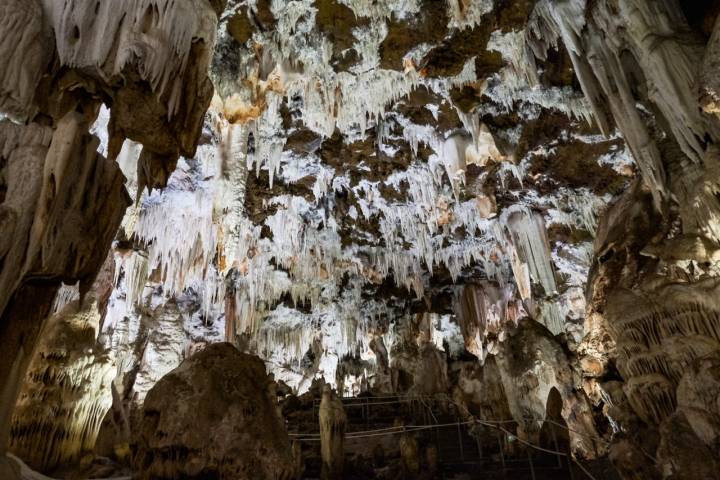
[4,0,720,478]
[0,1,223,476]
[0,112,129,462]
[9,255,116,472]
[133,342,294,480]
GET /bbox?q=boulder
[133,343,295,480]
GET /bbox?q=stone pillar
[319,385,346,479]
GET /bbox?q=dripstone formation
[1,1,719,479]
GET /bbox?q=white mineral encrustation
[1,0,720,479]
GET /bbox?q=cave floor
[286,394,620,480]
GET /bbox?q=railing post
[527,448,536,480]
[365,397,369,429]
[475,423,483,461]
[457,422,465,462]
[496,430,506,478]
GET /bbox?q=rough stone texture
[0,0,222,467]
[656,412,720,480]
[523,1,720,476]
[131,300,188,404]
[133,343,295,480]
[9,254,116,472]
[676,355,720,450]
[495,319,602,458]
[452,356,514,422]
[390,314,450,395]
[40,0,220,173]
[701,11,720,117]
[0,0,51,120]
[0,113,129,454]
[586,173,720,476]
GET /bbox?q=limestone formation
[495,319,602,458]
[0,1,222,474]
[133,342,294,480]
[0,112,129,463]
[398,424,421,476]
[319,385,346,480]
[452,356,513,423]
[9,255,116,472]
[2,0,720,478]
[0,0,51,120]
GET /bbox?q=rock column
[319,385,346,480]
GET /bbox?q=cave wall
[0,111,129,462]
[0,0,223,473]
[526,0,720,476]
[10,255,116,472]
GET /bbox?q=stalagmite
[319,385,346,480]
[398,420,421,475]
[131,301,187,403]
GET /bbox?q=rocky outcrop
[0,0,223,470]
[133,342,295,480]
[9,254,116,472]
[451,356,514,422]
[94,286,224,466]
[0,112,129,460]
[0,0,51,120]
[390,313,451,395]
[524,1,720,475]
[131,300,188,404]
[42,0,223,186]
[587,179,720,477]
[495,319,602,458]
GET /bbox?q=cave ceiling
[7,1,720,477]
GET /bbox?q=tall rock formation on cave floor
[133,343,296,480]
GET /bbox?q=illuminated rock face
[133,343,295,480]
[10,256,116,472]
[524,1,720,475]
[586,180,720,478]
[495,319,601,458]
[0,112,129,464]
[0,0,222,473]
[3,0,720,478]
